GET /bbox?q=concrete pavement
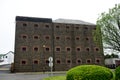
[0,69,66,80]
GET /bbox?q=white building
[0,51,14,65]
[105,58,120,68]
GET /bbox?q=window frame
[86,59,91,64]
[21,46,28,52]
[95,58,100,64]
[23,23,27,27]
[44,35,50,40]
[21,34,28,39]
[55,46,61,52]
[66,59,71,64]
[76,47,81,52]
[56,59,61,64]
[66,47,71,52]
[33,46,39,52]
[20,59,27,65]
[33,59,39,64]
[94,47,100,52]
[76,59,82,64]
[33,35,39,40]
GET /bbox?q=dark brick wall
[14,16,104,72]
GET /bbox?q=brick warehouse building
[14,16,104,72]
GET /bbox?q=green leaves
[96,4,120,52]
[66,65,113,80]
[115,66,120,80]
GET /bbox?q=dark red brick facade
[14,16,104,72]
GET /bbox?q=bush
[115,66,120,80]
[66,65,113,80]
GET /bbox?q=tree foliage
[95,4,120,52]
[104,53,119,59]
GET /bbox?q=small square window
[77,60,81,64]
[96,59,100,63]
[46,60,49,64]
[95,48,99,51]
[45,25,49,28]
[86,48,90,52]
[76,37,80,40]
[34,35,39,39]
[76,48,80,51]
[86,37,89,40]
[87,59,91,63]
[34,47,39,52]
[22,47,27,51]
[45,36,50,40]
[34,24,38,27]
[45,48,50,51]
[66,26,69,29]
[33,60,39,64]
[66,48,71,52]
[22,35,27,39]
[84,27,88,29]
[21,60,27,65]
[76,27,79,29]
[56,48,60,52]
[23,23,27,26]
[56,60,61,64]
[67,60,71,64]
[56,36,60,40]
[56,26,59,28]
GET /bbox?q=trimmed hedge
[115,66,120,80]
[66,65,113,80]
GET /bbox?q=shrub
[66,65,113,80]
[115,66,120,80]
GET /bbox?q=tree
[94,4,120,52]
[104,53,119,59]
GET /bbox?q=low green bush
[115,66,120,80]
[66,65,113,80]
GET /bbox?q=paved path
[0,73,49,80]
[0,69,66,80]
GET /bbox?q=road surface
[0,64,66,80]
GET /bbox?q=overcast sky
[0,0,119,54]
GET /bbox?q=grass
[43,72,115,80]
[43,70,116,80]
[43,75,115,80]
[43,76,66,80]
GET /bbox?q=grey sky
[0,0,119,54]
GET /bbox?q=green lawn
[43,70,115,80]
[43,75,115,80]
[43,76,66,80]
